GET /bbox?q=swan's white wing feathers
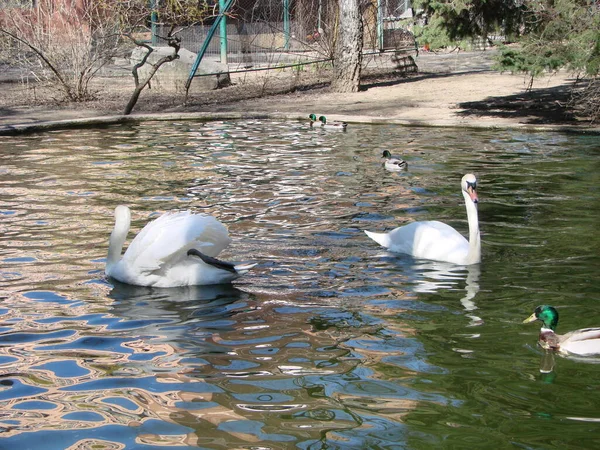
[367,221,469,265]
[122,211,231,273]
[396,221,469,264]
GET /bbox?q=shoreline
[1,51,598,135]
[1,110,598,137]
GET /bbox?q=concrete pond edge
[1,111,599,136]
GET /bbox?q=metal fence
[162,0,417,77]
[0,0,418,100]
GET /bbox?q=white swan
[364,174,481,265]
[105,205,256,287]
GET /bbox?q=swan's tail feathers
[187,249,256,275]
[364,230,391,249]
[233,262,257,275]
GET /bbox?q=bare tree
[113,0,210,115]
[0,0,210,112]
[330,0,363,93]
[0,0,119,102]
[123,30,182,115]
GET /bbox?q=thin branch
[123,35,181,115]
[0,28,75,100]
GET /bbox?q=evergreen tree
[497,0,600,77]
[413,0,525,49]
[415,0,600,120]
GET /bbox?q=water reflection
[539,351,556,375]
[108,281,249,323]
[373,252,482,326]
[530,345,600,383]
[106,282,412,447]
[460,264,482,327]
[1,122,600,448]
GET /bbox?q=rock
[129,46,230,93]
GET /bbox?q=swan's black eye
[467,181,477,190]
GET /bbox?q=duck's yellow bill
[523,313,537,324]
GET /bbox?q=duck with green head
[382,150,407,171]
[523,305,600,356]
[319,115,347,130]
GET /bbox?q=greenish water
[0,120,599,449]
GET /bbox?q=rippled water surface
[1,120,600,449]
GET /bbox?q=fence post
[377,0,384,50]
[151,0,158,45]
[219,0,228,64]
[283,0,291,50]
[317,0,322,31]
[185,0,235,95]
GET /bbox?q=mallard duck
[318,115,347,130]
[364,174,481,265]
[523,305,600,356]
[382,150,407,171]
[106,205,256,287]
[308,114,319,127]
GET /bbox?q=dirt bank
[0,50,596,133]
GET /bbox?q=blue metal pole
[185,0,235,90]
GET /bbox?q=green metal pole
[283,0,290,50]
[317,0,322,32]
[151,0,158,45]
[377,0,383,50]
[219,0,228,64]
[185,0,235,92]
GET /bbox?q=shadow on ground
[456,81,578,124]
[0,107,18,118]
[360,69,488,91]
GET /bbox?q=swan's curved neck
[106,207,130,272]
[463,192,481,264]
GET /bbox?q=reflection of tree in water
[106,282,394,447]
[1,276,456,447]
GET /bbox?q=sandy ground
[0,50,596,133]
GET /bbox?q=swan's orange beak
[467,186,478,204]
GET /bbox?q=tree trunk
[330,0,363,93]
[123,35,180,115]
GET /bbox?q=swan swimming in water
[105,205,255,287]
[364,174,481,265]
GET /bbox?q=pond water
[1,120,599,449]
